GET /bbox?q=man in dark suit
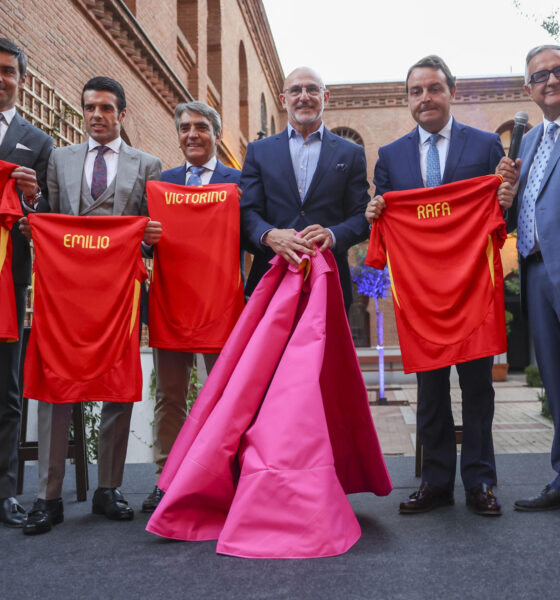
[497,45,560,511]
[366,55,511,516]
[22,76,162,535]
[142,101,241,513]
[0,38,52,527]
[240,66,370,312]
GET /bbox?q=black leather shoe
[23,498,63,535]
[0,497,27,527]
[141,486,164,513]
[399,482,454,514]
[514,485,560,511]
[466,483,502,516]
[92,488,134,520]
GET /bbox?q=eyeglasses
[282,85,324,98]
[529,66,560,84]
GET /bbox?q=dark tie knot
[96,145,110,156]
[0,113,6,124]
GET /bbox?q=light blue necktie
[517,122,559,257]
[426,133,442,187]
[187,166,205,185]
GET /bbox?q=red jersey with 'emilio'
[0,160,23,342]
[366,175,507,373]
[24,213,149,403]
[147,181,244,352]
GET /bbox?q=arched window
[207,0,222,105]
[331,127,364,146]
[260,94,267,137]
[239,42,249,142]
[270,116,276,135]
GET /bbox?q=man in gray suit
[23,76,162,535]
[498,45,560,512]
[0,38,52,528]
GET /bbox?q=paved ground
[367,373,553,457]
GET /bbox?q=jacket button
[300,210,306,216]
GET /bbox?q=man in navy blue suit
[241,66,370,312]
[142,101,241,513]
[498,45,560,512]
[366,55,512,516]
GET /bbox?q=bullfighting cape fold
[147,249,392,559]
[0,160,23,342]
[24,213,149,403]
[366,174,507,373]
[147,180,244,352]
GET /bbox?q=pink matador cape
[146,249,392,559]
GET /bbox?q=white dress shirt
[0,107,17,146]
[185,156,217,185]
[84,136,122,188]
[418,116,453,186]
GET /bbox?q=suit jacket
[374,119,504,196]
[161,159,241,186]
[46,140,161,216]
[508,122,560,311]
[0,112,53,285]
[240,127,371,307]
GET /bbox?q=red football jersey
[24,213,149,403]
[147,181,244,352]
[0,160,23,342]
[366,175,507,373]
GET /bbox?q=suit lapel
[0,113,26,160]
[64,143,88,215]
[538,125,560,196]
[210,159,231,183]
[114,141,140,215]
[406,128,424,187]
[303,128,338,204]
[442,120,466,184]
[277,129,301,206]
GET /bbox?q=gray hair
[405,55,456,93]
[525,45,560,84]
[173,101,222,136]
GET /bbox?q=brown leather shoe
[399,482,454,514]
[466,483,502,516]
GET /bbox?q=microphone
[508,111,529,160]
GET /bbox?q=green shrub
[539,389,550,419]
[525,364,543,387]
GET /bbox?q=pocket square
[16,143,31,151]
[336,163,347,172]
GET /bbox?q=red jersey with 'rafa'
[0,160,23,342]
[147,181,244,352]
[366,175,507,373]
[24,213,149,403]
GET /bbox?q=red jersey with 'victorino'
[365,175,507,373]
[147,181,244,352]
[24,213,149,403]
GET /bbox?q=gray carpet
[2,455,558,600]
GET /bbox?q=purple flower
[351,265,391,299]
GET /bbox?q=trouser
[37,400,133,499]
[153,349,218,481]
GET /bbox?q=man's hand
[263,228,314,266]
[365,195,386,223]
[496,157,521,185]
[143,220,162,245]
[10,166,39,198]
[300,224,333,252]
[18,216,31,239]
[497,181,518,210]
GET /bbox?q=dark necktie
[426,133,442,187]
[91,146,109,200]
[187,166,205,186]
